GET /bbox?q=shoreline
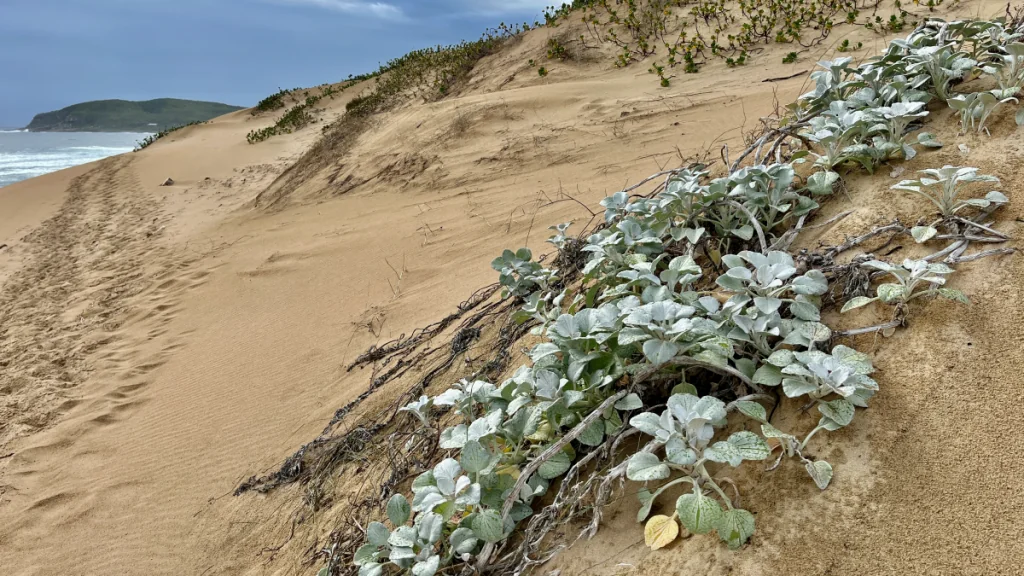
[0,131,149,188]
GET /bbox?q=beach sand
[1,2,1022,574]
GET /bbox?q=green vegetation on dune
[246,80,365,144]
[246,24,526,146]
[226,4,1024,574]
[133,121,207,152]
[25,98,244,132]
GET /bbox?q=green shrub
[134,121,204,151]
[252,88,290,115]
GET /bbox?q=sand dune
[1,2,1022,575]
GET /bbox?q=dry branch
[833,319,902,337]
[946,247,1018,263]
[475,390,629,571]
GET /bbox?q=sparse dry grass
[449,109,473,138]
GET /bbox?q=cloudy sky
[0,0,552,127]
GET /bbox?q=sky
[0,0,553,127]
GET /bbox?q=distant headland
[24,98,244,132]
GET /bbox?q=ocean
[0,130,149,188]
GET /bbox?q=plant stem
[800,423,827,451]
[698,465,734,510]
[726,200,769,254]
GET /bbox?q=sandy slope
[0,2,1021,574]
[0,103,340,572]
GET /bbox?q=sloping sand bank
[1,3,1022,574]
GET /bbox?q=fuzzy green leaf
[528,343,561,362]
[461,440,493,474]
[985,191,1008,204]
[671,382,699,396]
[818,398,856,427]
[614,393,644,411]
[665,436,697,466]
[636,488,655,522]
[727,431,771,461]
[387,494,411,527]
[366,522,390,547]
[938,288,970,304]
[733,400,767,422]
[643,339,680,365]
[752,364,783,387]
[754,297,783,314]
[791,270,829,296]
[783,377,818,398]
[354,544,380,566]
[627,452,671,482]
[790,300,821,321]
[413,556,440,576]
[412,470,436,492]
[604,409,624,436]
[805,460,834,490]
[820,417,844,431]
[358,564,383,576]
[618,327,651,346]
[418,512,444,544]
[472,510,505,543]
[578,418,606,447]
[806,170,840,195]
[877,283,906,303]
[717,508,756,549]
[833,345,874,374]
[510,502,534,522]
[676,492,724,535]
[916,132,943,148]
[390,547,416,564]
[439,425,469,449]
[841,296,877,313]
[388,526,417,548]
[731,225,755,241]
[767,349,795,367]
[801,321,832,342]
[630,412,667,437]
[704,440,742,467]
[538,449,572,480]
[911,226,938,243]
[450,527,478,555]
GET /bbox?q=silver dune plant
[892,166,1006,219]
[347,17,1018,576]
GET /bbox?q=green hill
[25,98,244,132]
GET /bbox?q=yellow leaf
[644,515,679,550]
[495,465,521,480]
[526,421,553,442]
[708,246,722,266]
